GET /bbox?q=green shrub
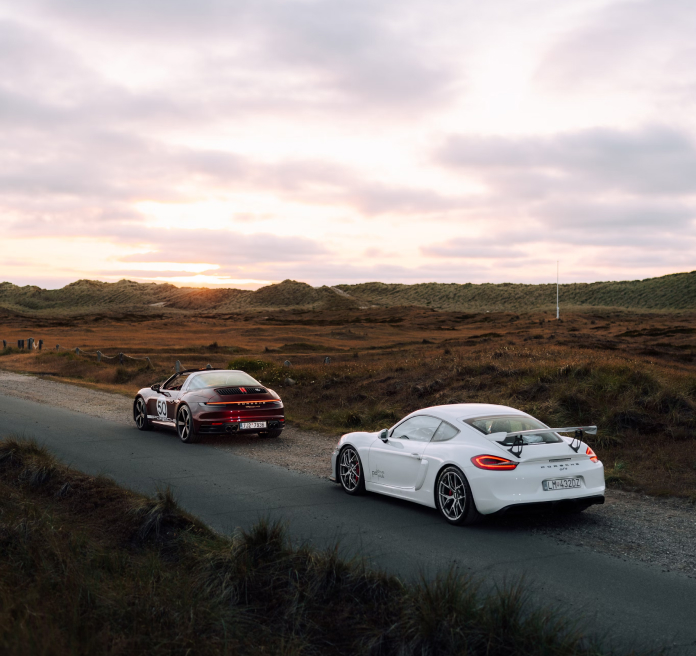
[227,357,274,373]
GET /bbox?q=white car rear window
[465,415,562,444]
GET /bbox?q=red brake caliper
[355,464,360,483]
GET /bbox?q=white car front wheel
[436,466,481,526]
[338,446,365,495]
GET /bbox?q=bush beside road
[0,437,648,656]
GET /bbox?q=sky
[1,0,695,290]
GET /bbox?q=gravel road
[1,369,695,578]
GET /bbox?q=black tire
[435,466,481,526]
[338,445,366,495]
[134,397,151,431]
[259,429,283,438]
[176,404,199,444]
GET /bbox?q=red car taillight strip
[586,446,598,463]
[471,455,518,470]
[204,401,278,405]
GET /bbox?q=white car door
[368,415,441,488]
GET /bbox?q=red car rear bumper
[192,405,285,434]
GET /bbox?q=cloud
[420,236,532,260]
[11,0,460,112]
[534,0,696,97]
[2,0,695,288]
[437,125,696,196]
[118,229,329,266]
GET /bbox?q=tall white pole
[556,261,560,320]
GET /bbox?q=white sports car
[330,403,605,525]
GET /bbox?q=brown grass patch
[1,308,695,498]
[0,437,647,656]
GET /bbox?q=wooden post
[2,340,6,349]
[97,351,102,362]
[18,340,23,349]
[206,363,212,369]
[323,356,331,364]
[283,360,291,367]
[56,345,60,351]
[75,347,80,355]
[119,353,124,365]
[38,339,43,350]
[27,338,34,350]
[146,357,152,369]
[175,360,181,373]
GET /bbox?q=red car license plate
[241,421,267,430]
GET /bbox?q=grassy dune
[2,270,696,314]
[0,437,643,656]
[338,271,696,311]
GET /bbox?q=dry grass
[1,308,695,498]
[0,437,647,656]
[256,346,696,499]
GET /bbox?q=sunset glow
[1,0,694,289]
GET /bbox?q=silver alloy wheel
[339,447,361,492]
[178,405,192,441]
[438,469,466,521]
[135,398,147,428]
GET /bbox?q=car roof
[173,368,227,376]
[408,403,529,422]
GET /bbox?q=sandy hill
[1,272,695,314]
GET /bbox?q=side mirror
[379,429,389,442]
[151,383,161,392]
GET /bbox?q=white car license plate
[543,478,581,491]
[241,421,266,430]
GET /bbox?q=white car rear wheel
[436,466,481,526]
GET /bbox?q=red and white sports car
[133,368,285,443]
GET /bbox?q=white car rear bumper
[465,460,605,515]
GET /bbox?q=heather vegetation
[0,437,645,656]
[244,344,696,499]
[1,305,694,498]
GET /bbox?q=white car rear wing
[484,425,597,457]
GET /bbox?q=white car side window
[431,421,459,442]
[391,415,442,442]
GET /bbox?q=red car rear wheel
[177,404,199,444]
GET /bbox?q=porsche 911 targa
[330,403,604,525]
[133,369,285,443]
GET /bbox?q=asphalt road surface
[2,392,695,654]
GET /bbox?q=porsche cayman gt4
[133,369,285,443]
[330,403,604,525]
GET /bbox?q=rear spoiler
[484,426,597,458]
